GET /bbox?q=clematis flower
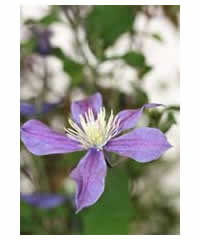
[20,93,171,213]
[31,27,53,56]
[21,193,70,209]
[20,101,61,117]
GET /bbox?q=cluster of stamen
[65,107,120,150]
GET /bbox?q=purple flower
[21,193,69,209]
[20,93,171,213]
[32,28,52,56]
[20,101,60,117]
[37,29,52,56]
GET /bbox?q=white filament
[65,107,120,150]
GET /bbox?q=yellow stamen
[65,107,120,150]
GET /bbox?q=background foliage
[20,5,180,235]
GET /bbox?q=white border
[20,236,180,240]
[181,0,200,238]
[0,2,20,239]
[20,1,181,6]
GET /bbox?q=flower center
[65,107,120,150]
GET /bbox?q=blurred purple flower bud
[37,29,52,56]
[31,27,52,56]
[20,100,61,117]
[20,193,70,209]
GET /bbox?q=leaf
[21,196,81,234]
[20,201,44,234]
[52,48,84,86]
[132,83,149,107]
[39,7,60,25]
[24,6,60,26]
[152,33,163,42]
[138,65,152,79]
[86,6,137,59]
[123,51,145,68]
[148,109,163,129]
[80,165,134,234]
[159,111,177,133]
[123,51,152,79]
[21,38,37,56]
[166,105,180,111]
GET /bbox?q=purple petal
[70,148,107,213]
[104,127,172,163]
[71,93,103,124]
[38,31,52,56]
[21,120,83,155]
[116,103,163,132]
[21,193,67,208]
[20,101,60,117]
[32,27,52,56]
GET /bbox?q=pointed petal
[116,103,163,132]
[71,93,103,124]
[21,120,83,155]
[20,193,67,208]
[70,149,107,213]
[104,127,172,163]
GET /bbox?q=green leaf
[132,83,149,107]
[20,200,73,234]
[152,33,163,42]
[20,201,43,234]
[86,6,137,59]
[39,7,60,26]
[166,105,180,111]
[148,109,163,128]
[159,111,177,133]
[138,65,153,79]
[80,166,134,234]
[52,48,84,86]
[123,51,145,68]
[21,38,37,56]
[24,7,60,26]
[123,51,152,79]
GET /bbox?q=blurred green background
[20,5,180,235]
